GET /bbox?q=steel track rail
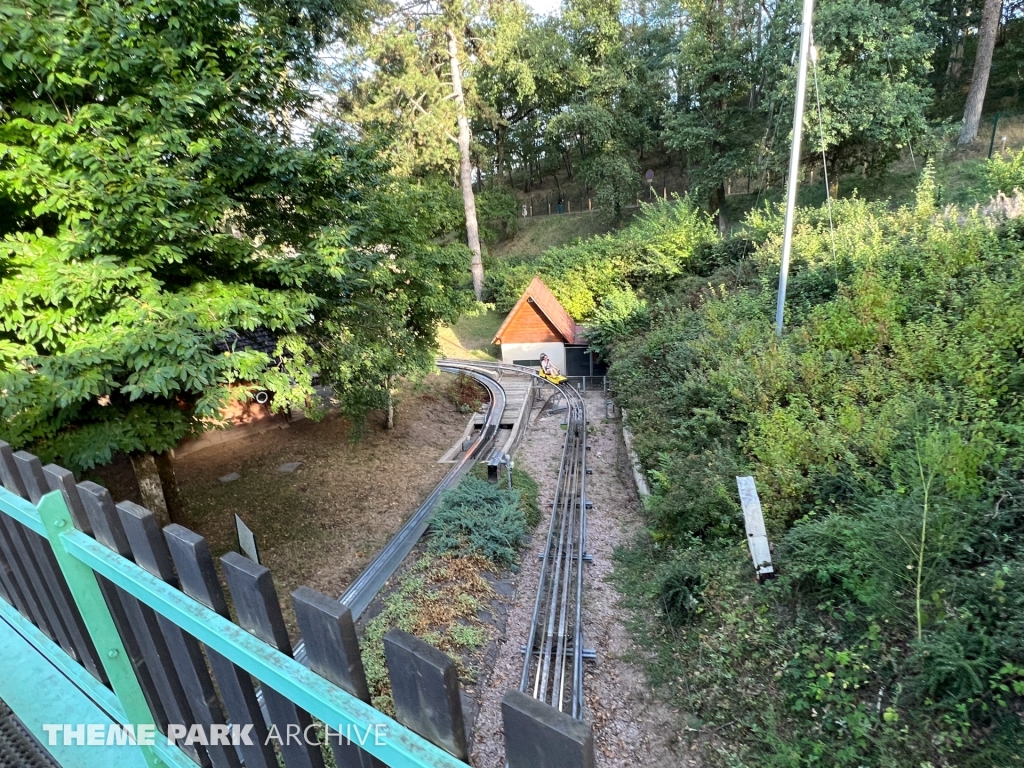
[292,364,506,666]
[436,360,589,719]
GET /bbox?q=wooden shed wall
[500,300,566,343]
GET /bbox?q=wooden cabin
[492,276,607,377]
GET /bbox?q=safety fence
[0,441,595,768]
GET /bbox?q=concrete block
[502,689,595,768]
[383,629,467,760]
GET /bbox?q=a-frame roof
[493,276,578,345]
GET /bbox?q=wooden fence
[0,441,472,768]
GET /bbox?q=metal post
[775,0,815,337]
[36,492,166,768]
[988,112,1001,159]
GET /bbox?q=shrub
[608,166,1024,766]
[985,147,1024,195]
[483,197,716,320]
[657,557,704,626]
[428,476,527,568]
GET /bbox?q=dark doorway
[564,346,607,377]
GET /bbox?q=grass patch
[360,467,539,714]
[510,466,540,528]
[438,308,502,361]
[361,554,496,714]
[489,213,615,261]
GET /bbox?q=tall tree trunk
[446,26,484,301]
[154,451,184,523]
[131,453,173,527]
[709,183,727,235]
[959,0,1002,145]
[385,378,395,430]
[945,30,964,89]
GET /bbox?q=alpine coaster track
[437,360,590,719]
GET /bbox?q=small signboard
[234,514,261,565]
[645,169,654,183]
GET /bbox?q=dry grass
[361,553,497,713]
[173,372,470,639]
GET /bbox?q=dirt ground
[471,390,686,767]
[171,373,470,631]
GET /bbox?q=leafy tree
[305,175,472,430]
[804,0,939,184]
[0,0,466,516]
[662,0,775,228]
[341,0,487,299]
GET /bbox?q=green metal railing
[0,484,464,768]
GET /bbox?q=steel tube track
[436,360,588,719]
[292,364,506,666]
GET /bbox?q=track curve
[436,359,589,719]
[292,364,506,665]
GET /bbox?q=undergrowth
[360,554,495,714]
[594,163,1024,765]
[362,468,540,714]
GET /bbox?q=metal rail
[436,360,589,719]
[293,364,506,666]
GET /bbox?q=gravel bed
[471,390,689,767]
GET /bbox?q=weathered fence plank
[736,476,775,581]
[164,525,277,768]
[221,552,325,768]
[0,442,84,664]
[293,587,382,768]
[118,501,238,768]
[73,480,167,724]
[3,453,480,768]
[78,479,198,747]
[383,628,468,762]
[14,450,107,684]
[0,442,67,642]
[501,689,595,768]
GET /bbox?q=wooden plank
[0,441,60,636]
[78,481,199,749]
[164,525,277,768]
[384,629,468,761]
[68,479,165,722]
[118,502,237,768]
[735,477,774,580]
[0,500,33,621]
[292,587,381,768]
[221,552,325,768]
[13,451,107,684]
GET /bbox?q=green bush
[985,146,1024,195]
[428,476,528,568]
[477,188,520,243]
[484,197,716,319]
[604,168,1024,766]
[656,557,703,627]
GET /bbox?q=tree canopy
[0,0,468,471]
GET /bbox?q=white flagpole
[775,0,816,337]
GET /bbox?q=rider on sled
[538,353,567,384]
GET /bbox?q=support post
[988,112,1001,159]
[35,491,165,768]
[775,0,815,337]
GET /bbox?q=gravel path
[471,390,687,767]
